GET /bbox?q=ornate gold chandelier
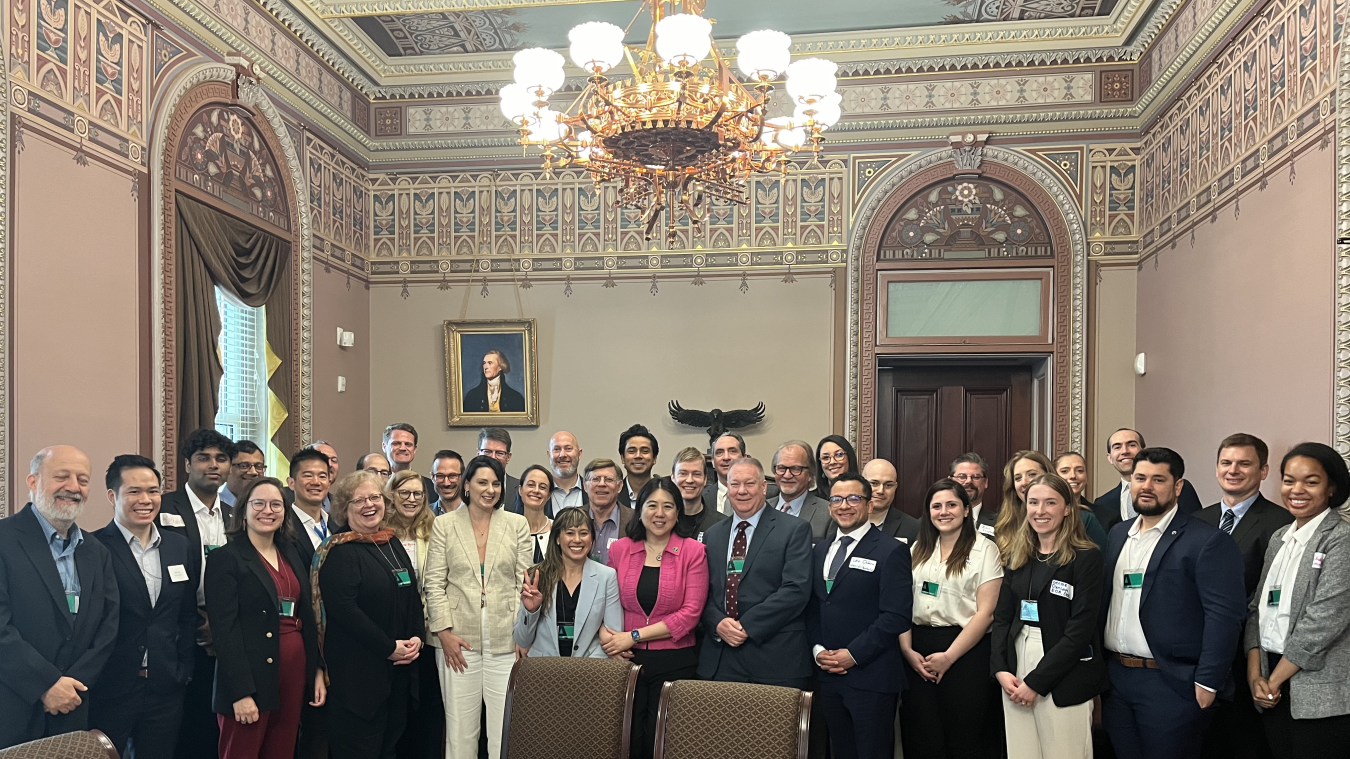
[500,0,842,244]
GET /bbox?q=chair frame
[651,682,812,759]
[500,658,642,759]
[90,730,120,759]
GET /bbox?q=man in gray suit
[770,441,832,542]
[700,457,814,689]
[951,453,996,539]
[478,427,519,511]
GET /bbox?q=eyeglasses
[951,473,986,482]
[478,449,509,460]
[395,489,424,500]
[233,462,267,473]
[365,468,391,478]
[588,476,619,485]
[828,495,867,506]
[347,494,384,507]
[820,451,849,462]
[433,473,460,482]
[773,465,809,477]
[247,500,285,512]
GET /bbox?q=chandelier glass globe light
[501,0,842,243]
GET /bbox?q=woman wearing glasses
[206,478,325,759]
[423,456,533,759]
[815,435,860,499]
[381,472,442,759]
[315,471,425,759]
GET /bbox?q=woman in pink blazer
[604,477,709,759]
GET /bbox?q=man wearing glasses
[478,427,520,512]
[219,440,269,509]
[583,459,633,563]
[950,453,995,537]
[770,441,831,543]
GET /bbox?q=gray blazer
[512,560,623,659]
[1244,512,1350,719]
[773,492,833,543]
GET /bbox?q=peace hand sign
[521,569,544,613]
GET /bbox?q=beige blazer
[424,507,532,655]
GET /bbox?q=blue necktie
[1219,509,1235,535]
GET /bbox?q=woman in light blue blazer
[514,507,623,658]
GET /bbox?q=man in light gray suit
[769,441,832,542]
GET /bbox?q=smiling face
[393,478,425,518]
[642,488,678,540]
[584,466,621,509]
[727,461,767,519]
[557,523,593,564]
[1025,483,1068,540]
[828,479,869,532]
[1107,430,1144,477]
[1217,446,1267,502]
[432,456,462,503]
[862,459,898,513]
[345,481,386,533]
[245,483,287,537]
[818,442,849,481]
[928,488,967,537]
[520,469,551,510]
[548,432,582,479]
[712,436,743,483]
[28,446,92,526]
[1282,456,1333,523]
[622,436,656,478]
[111,467,162,531]
[465,465,502,510]
[672,459,707,504]
[227,450,266,496]
[951,462,987,504]
[773,444,813,500]
[1055,454,1087,497]
[384,430,416,468]
[1012,457,1047,502]
[288,458,332,510]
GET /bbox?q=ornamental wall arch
[150,62,313,484]
[845,146,1087,460]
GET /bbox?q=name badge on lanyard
[1267,587,1282,607]
[279,597,297,617]
[394,568,412,587]
[559,623,575,640]
[1122,570,1144,590]
[1020,600,1039,623]
[921,581,940,598]
[66,592,79,614]
[728,559,745,574]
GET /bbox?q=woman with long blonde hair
[1052,451,1109,547]
[993,451,1055,562]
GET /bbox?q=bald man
[548,431,587,515]
[0,446,120,748]
[825,459,920,545]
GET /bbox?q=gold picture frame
[443,319,540,427]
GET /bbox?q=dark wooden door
[876,365,1033,518]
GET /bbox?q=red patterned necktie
[724,521,751,620]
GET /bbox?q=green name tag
[204,544,222,555]
[729,559,745,573]
[1267,587,1282,606]
[1123,571,1144,589]
[825,579,834,593]
[279,598,296,617]
[921,581,940,598]
[394,569,412,587]
[66,593,79,614]
[560,624,575,640]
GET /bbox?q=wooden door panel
[894,389,939,517]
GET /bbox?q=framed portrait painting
[443,319,540,427]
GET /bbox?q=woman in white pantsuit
[423,456,532,759]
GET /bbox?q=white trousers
[437,607,515,759]
[1002,627,1093,759]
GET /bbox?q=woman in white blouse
[900,478,1005,759]
[1245,442,1350,758]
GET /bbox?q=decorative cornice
[1,22,10,514]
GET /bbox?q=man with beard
[158,427,234,759]
[950,453,996,538]
[770,441,832,542]
[1094,429,1203,532]
[1100,447,1246,759]
[671,447,726,541]
[0,446,119,748]
[616,424,658,509]
[547,431,586,515]
[429,449,464,516]
[217,440,268,510]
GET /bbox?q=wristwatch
[631,629,642,642]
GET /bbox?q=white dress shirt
[115,521,163,666]
[717,481,730,516]
[1119,479,1136,524]
[291,504,329,549]
[187,486,227,606]
[812,522,872,663]
[1259,509,1331,654]
[1105,505,1179,657]
[971,503,983,525]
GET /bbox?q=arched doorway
[846,147,1086,516]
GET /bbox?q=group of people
[1,421,1348,759]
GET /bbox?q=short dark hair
[180,428,236,462]
[1131,447,1184,480]
[478,428,512,453]
[619,424,660,458]
[713,433,747,456]
[1107,428,1145,454]
[626,477,690,541]
[290,448,331,479]
[433,449,464,467]
[462,455,506,509]
[950,452,987,476]
[829,471,873,502]
[226,477,297,542]
[383,422,418,446]
[1218,433,1269,468]
[106,454,161,492]
[232,440,263,459]
[1281,443,1350,512]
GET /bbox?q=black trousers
[330,676,409,759]
[1262,654,1350,759]
[1103,659,1214,759]
[91,681,184,759]
[1201,659,1271,759]
[174,645,220,759]
[900,626,998,759]
[816,685,897,759]
[395,647,443,759]
[296,703,329,759]
[629,647,699,759]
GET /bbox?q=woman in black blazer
[316,470,425,759]
[991,473,1106,759]
[205,477,324,759]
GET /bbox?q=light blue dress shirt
[32,506,83,598]
[726,505,766,560]
[775,491,808,517]
[1221,493,1260,530]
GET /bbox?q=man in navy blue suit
[807,472,913,759]
[1100,447,1247,759]
[1093,429,1203,532]
[90,455,198,759]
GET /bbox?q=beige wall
[1089,263,1137,496]
[12,132,143,528]
[311,266,371,470]
[1134,147,1334,505]
[368,274,837,478]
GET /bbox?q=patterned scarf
[311,528,396,678]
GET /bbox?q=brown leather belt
[1110,652,1158,669]
[136,669,148,678]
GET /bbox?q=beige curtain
[174,192,293,462]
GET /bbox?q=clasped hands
[814,648,856,674]
[715,618,748,647]
[388,637,422,665]
[903,648,955,683]
[1250,675,1282,709]
[995,672,1039,707]
[41,676,86,715]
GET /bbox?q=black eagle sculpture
[668,401,767,446]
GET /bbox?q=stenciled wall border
[1333,19,1350,457]
[845,145,1088,458]
[1,16,10,512]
